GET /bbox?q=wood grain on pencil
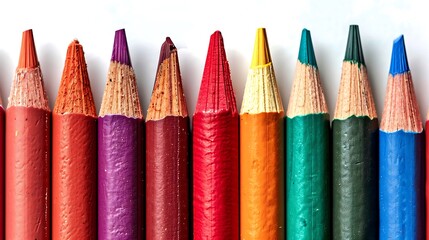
[286,29,330,240]
[333,25,378,240]
[146,37,190,239]
[193,31,239,240]
[52,39,97,240]
[98,29,144,239]
[5,29,50,240]
[240,28,284,239]
[379,35,423,240]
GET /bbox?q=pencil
[333,25,378,239]
[240,28,285,239]
[0,96,3,240]
[193,30,239,239]
[286,28,330,240]
[98,29,144,239]
[52,39,97,239]
[0,103,3,240]
[146,37,190,239]
[379,35,424,239]
[5,29,50,240]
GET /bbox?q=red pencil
[193,30,239,239]
[5,29,50,240]
[52,40,97,239]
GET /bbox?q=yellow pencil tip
[251,28,272,68]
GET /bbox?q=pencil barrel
[0,108,3,240]
[98,115,143,239]
[240,112,284,239]
[332,116,378,240]
[193,111,239,240]
[52,113,97,239]
[379,131,424,239]
[286,113,330,240]
[5,107,50,240]
[426,121,429,239]
[146,116,190,239]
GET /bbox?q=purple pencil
[98,29,144,239]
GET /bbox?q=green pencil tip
[298,28,318,68]
[344,25,365,66]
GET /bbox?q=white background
[0,0,428,121]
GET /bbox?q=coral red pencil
[193,31,239,240]
[5,29,50,240]
[52,40,97,239]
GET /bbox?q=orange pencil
[52,40,97,239]
[240,28,285,239]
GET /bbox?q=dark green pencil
[332,25,378,240]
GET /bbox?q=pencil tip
[158,37,176,68]
[344,25,365,65]
[111,29,132,66]
[18,29,38,68]
[389,35,409,76]
[195,30,237,113]
[251,28,272,67]
[298,28,318,67]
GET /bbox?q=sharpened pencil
[98,29,144,239]
[193,31,239,240]
[0,94,3,240]
[333,25,378,240]
[379,35,424,240]
[240,28,285,239]
[146,37,190,239]
[5,29,50,240]
[52,39,97,239]
[286,28,330,240]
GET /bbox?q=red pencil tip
[18,29,39,68]
[195,31,237,114]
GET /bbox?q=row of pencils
[0,25,422,239]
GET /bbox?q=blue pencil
[379,35,424,239]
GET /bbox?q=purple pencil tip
[111,29,132,66]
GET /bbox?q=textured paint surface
[0,108,4,239]
[146,116,189,239]
[193,111,239,240]
[5,107,50,240]
[52,113,97,240]
[333,116,378,239]
[286,114,330,240]
[240,112,284,239]
[98,115,142,239]
[379,131,424,239]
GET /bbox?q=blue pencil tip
[389,35,409,76]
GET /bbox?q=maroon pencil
[146,37,190,239]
